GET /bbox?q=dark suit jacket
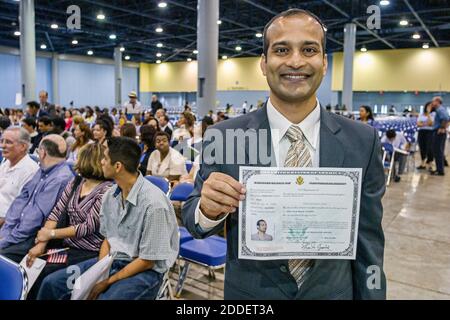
[182,104,387,300]
[40,102,56,117]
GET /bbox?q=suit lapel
[319,108,345,168]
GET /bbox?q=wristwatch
[50,230,56,239]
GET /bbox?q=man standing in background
[39,90,56,117]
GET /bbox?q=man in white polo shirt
[0,127,39,226]
[123,91,142,120]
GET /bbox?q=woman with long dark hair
[359,105,375,126]
[417,101,435,170]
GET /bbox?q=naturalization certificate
[238,167,362,260]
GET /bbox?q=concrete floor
[173,152,450,300]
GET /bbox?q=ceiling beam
[240,0,276,15]
[321,0,395,49]
[402,0,439,47]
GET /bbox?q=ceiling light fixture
[50,23,58,29]
[379,0,390,6]
[156,60,162,64]
[109,34,117,40]
[399,20,408,26]
[72,39,78,45]
[155,27,163,33]
[97,14,105,20]
[255,33,263,38]
[412,33,421,39]
[156,53,162,57]
[87,50,94,55]
[125,55,131,60]
[14,31,21,36]
[156,43,163,48]
[158,2,167,8]
[120,47,125,52]
[360,46,367,52]
[422,43,429,49]
[40,44,47,50]
[222,55,228,60]
[235,46,242,51]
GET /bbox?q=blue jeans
[37,258,163,300]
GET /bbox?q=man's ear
[323,53,328,76]
[260,54,267,76]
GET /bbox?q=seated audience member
[37,137,179,300]
[0,128,39,227]
[131,114,142,133]
[120,123,137,140]
[50,117,76,151]
[0,116,11,136]
[22,117,42,154]
[147,131,188,182]
[381,129,409,182]
[359,105,375,126]
[92,118,113,144]
[159,115,173,139]
[179,116,214,183]
[143,116,160,131]
[173,111,195,142]
[68,122,94,162]
[138,125,156,176]
[26,100,48,119]
[25,143,112,299]
[38,116,53,136]
[0,135,73,262]
[64,110,73,131]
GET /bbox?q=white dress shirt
[195,98,322,230]
[0,154,39,218]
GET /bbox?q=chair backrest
[381,142,394,154]
[170,182,194,202]
[185,161,193,173]
[29,154,39,163]
[0,255,27,300]
[145,175,170,195]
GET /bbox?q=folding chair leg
[208,268,216,280]
[175,261,191,298]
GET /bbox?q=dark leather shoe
[430,171,445,176]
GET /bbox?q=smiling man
[182,9,386,300]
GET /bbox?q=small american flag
[46,248,68,264]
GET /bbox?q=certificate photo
[251,218,274,241]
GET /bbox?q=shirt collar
[41,160,66,175]
[267,98,321,149]
[112,173,144,206]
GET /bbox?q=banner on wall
[15,93,22,106]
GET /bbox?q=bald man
[0,134,74,262]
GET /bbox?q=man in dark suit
[39,91,56,117]
[26,101,48,120]
[151,95,163,116]
[182,9,386,300]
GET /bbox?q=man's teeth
[284,75,308,79]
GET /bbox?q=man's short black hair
[27,101,40,110]
[51,116,66,132]
[256,219,266,227]
[40,139,67,158]
[386,129,397,139]
[154,131,171,144]
[263,8,327,57]
[38,116,52,126]
[0,116,11,130]
[22,117,37,129]
[107,136,141,174]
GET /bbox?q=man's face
[0,131,25,161]
[27,105,36,116]
[257,221,267,233]
[39,92,47,104]
[130,97,137,104]
[155,135,170,153]
[152,96,157,102]
[155,109,165,119]
[158,116,167,127]
[38,121,52,133]
[93,124,105,141]
[101,147,115,180]
[260,15,327,104]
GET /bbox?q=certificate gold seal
[296,176,304,186]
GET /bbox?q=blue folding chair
[170,182,194,202]
[185,161,193,173]
[145,175,170,195]
[179,226,194,244]
[175,236,227,297]
[0,255,28,300]
[381,142,395,186]
[29,154,39,163]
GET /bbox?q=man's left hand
[87,279,111,300]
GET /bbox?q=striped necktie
[284,125,313,288]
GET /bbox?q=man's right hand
[200,172,246,220]
[26,243,47,268]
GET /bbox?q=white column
[52,53,59,105]
[19,0,37,106]
[342,23,356,111]
[114,47,123,107]
[197,0,219,117]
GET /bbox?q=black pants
[417,129,434,163]
[433,131,447,174]
[27,247,98,300]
